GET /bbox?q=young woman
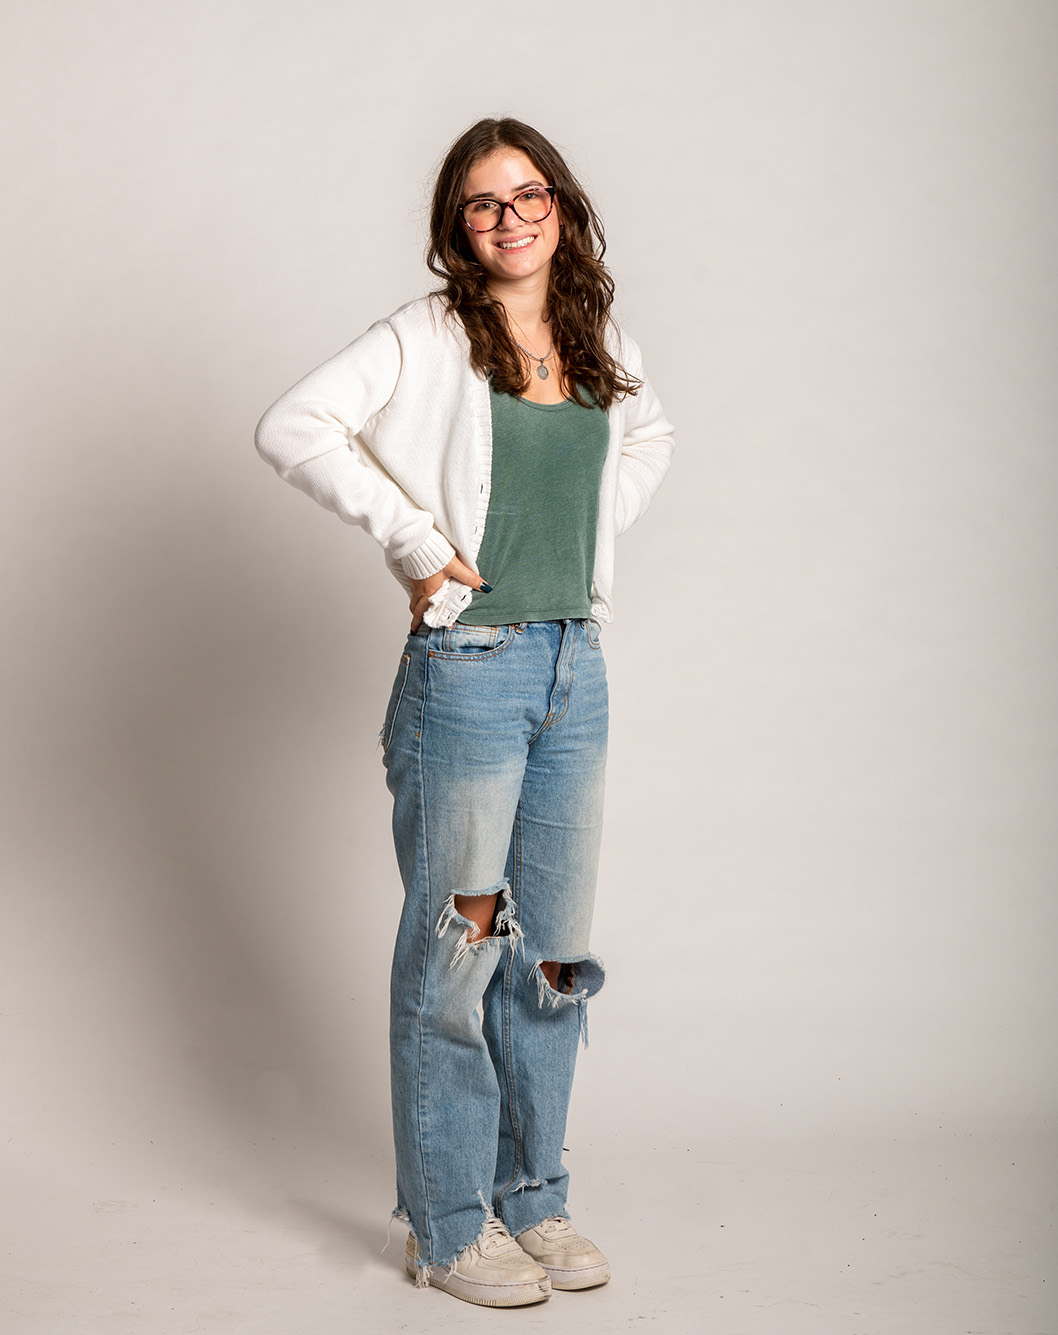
[256,118,674,1308]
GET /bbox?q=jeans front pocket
[585,618,603,649]
[428,624,517,661]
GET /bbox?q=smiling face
[460,148,561,293]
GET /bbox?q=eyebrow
[463,180,547,202]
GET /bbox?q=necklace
[507,313,554,380]
[513,338,553,379]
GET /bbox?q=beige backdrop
[3,1,1055,1329]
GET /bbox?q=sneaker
[405,1217,552,1307]
[516,1215,611,1290]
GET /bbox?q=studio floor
[3,1129,1053,1334]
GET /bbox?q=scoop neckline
[516,395,579,411]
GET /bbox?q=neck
[486,270,550,335]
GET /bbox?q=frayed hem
[383,1205,412,1256]
[401,1190,498,1283]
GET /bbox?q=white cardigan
[255,295,674,625]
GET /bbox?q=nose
[495,201,524,230]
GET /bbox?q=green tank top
[459,385,609,625]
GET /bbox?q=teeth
[498,236,534,250]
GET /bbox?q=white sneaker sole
[538,1259,611,1290]
[405,1258,552,1307]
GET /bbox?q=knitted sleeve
[254,318,456,577]
[612,333,675,536]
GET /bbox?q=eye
[517,189,544,203]
[467,199,499,215]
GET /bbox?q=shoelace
[475,1216,521,1256]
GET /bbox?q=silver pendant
[537,364,549,380]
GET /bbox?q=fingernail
[478,581,494,593]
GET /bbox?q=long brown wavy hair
[427,118,640,411]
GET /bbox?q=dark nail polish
[478,582,494,593]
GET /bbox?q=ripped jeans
[381,618,608,1271]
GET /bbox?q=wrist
[400,530,456,581]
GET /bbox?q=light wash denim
[381,618,608,1273]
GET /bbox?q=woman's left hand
[409,556,489,631]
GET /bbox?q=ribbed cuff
[400,530,456,580]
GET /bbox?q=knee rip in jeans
[435,880,524,968]
[529,954,605,1047]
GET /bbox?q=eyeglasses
[459,186,556,233]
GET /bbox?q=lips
[496,235,536,251]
